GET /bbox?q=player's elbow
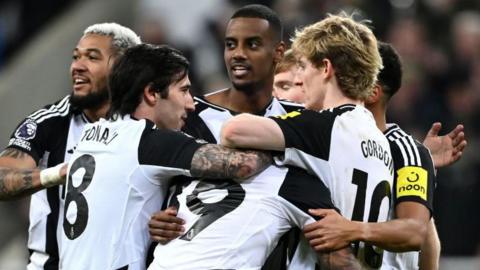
[401,220,429,251]
[235,163,256,179]
[234,151,272,180]
[220,122,237,147]
[405,234,424,251]
[220,115,250,148]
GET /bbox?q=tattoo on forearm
[317,247,362,270]
[0,168,38,200]
[0,149,29,159]
[190,144,272,179]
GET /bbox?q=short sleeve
[270,109,336,160]
[392,143,435,215]
[138,128,205,171]
[6,117,47,164]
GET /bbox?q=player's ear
[366,84,381,105]
[273,41,286,64]
[322,59,334,80]
[144,84,158,106]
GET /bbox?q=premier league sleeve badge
[14,118,38,140]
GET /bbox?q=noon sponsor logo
[396,166,428,200]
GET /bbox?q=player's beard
[232,80,262,94]
[70,87,109,110]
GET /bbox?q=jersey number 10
[351,168,392,268]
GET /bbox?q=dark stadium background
[0,0,478,269]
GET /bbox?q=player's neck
[369,104,387,132]
[83,102,109,122]
[205,87,273,114]
[322,87,363,110]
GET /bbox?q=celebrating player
[0,23,141,269]
[221,13,393,269]
[60,44,272,270]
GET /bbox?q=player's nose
[185,91,195,112]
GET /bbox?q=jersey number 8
[63,154,95,240]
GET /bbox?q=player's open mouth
[73,75,90,86]
[231,64,250,77]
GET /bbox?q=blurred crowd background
[0,0,479,268]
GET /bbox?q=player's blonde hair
[291,13,382,100]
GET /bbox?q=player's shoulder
[274,98,304,113]
[26,95,74,125]
[309,103,357,119]
[193,95,229,114]
[13,95,74,139]
[142,118,194,142]
[384,123,422,146]
[385,123,431,167]
[294,104,357,121]
[331,103,357,115]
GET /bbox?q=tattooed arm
[0,148,66,200]
[190,144,272,179]
[0,163,67,200]
[317,248,362,270]
[0,148,37,200]
[0,167,42,200]
[0,148,37,169]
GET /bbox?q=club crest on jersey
[14,118,37,140]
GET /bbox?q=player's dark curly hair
[107,44,189,117]
[231,4,283,42]
[377,42,402,100]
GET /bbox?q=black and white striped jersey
[182,94,303,144]
[149,94,324,269]
[384,123,435,212]
[60,116,203,270]
[6,95,86,270]
[149,164,334,270]
[383,123,436,270]
[271,104,394,269]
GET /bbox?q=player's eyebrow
[73,48,103,55]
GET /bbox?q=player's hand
[304,209,355,252]
[60,163,68,181]
[423,122,467,168]
[149,207,185,245]
[40,162,68,187]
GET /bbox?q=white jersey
[60,116,203,270]
[148,95,320,269]
[271,104,394,269]
[149,165,334,270]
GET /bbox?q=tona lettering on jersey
[80,124,119,145]
[396,166,428,200]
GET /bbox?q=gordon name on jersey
[360,139,394,174]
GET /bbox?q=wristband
[40,163,65,187]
